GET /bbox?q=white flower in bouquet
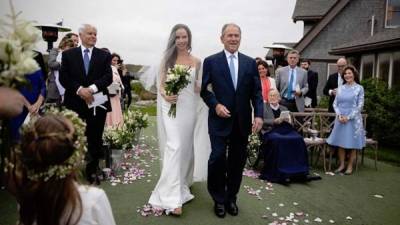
[247,132,262,159]
[164,64,191,118]
[0,0,40,87]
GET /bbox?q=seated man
[259,89,310,183]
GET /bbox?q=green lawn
[1,117,400,225]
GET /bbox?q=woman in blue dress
[326,65,365,175]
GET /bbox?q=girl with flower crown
[5,115,116,225]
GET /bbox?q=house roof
[294,0,351,53]
[330,29,400,55]
[292,0,338,22]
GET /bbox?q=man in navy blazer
[201,23,263,218]
[60,24,112,185]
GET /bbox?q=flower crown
[13,108,87,181]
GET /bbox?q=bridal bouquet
[0,0,40,88]
[164,64,191,118]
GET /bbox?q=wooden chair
[356,114,378,170]
[291,112,327,171]
[317,112,336,171]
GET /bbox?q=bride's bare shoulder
[191,56,202,66]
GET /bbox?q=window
[377,53,391,83]
[327,63,337,79]
[386,0,400,27]
[392,51,400,89]
[360,54,375,80]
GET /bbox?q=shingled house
[292,0,400,97]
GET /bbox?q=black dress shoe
[214,203,226,218]
[226,202,238,216]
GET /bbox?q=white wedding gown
[149,66,210,211]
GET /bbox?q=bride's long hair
[161,24,192,74]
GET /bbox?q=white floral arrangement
[103,126,131,149]
[0,0,41,87]
[164,64,191,117]
[247,132,262,159]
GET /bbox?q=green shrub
[361,78,400,147]
[131,80,144,95]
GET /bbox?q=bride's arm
[194,58,202,93]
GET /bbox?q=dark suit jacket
[60,47,112,115]
[200,51,263,136]
[323,73,339,112]
[305,69,318,107]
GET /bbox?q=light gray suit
[275,66,308,112]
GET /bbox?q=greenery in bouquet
[247,132,262,159]
[0,0,41,88]
[164,64,191,117]
[124,108,149,134]
[103,126,131,150]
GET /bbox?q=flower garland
[25,107,87,181]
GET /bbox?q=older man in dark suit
[323,57,347,112]
[201,23,263,218]
[60,24,112,185]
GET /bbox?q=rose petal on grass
[293,202,299,206]
[373,194,384,198]
[346,216,352,220]
[329,219,335,223]
[314,217,322,222]
[279,203,285,207]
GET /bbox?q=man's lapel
[236,53,245,89]
[76,47,86,77]
[218,51,235,90]
[88,47,98,76]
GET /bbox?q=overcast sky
[0,0,303,65]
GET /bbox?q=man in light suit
[60,24,112,185]
[275,50,308,112]
[201,23,263,218]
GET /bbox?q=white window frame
[327,63,337,80]
[377,52,394,88]
[360,54,376,80]
[385,0,400,28]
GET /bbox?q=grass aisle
[1,116,400,225]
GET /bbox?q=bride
[148,24,210,215]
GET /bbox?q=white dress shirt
[77,46,98,94]
[224,49,239,87]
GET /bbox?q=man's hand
[0,87,24,119]
[252,117,263,133]
[78,87,94,104]
[294,90,302,97]
[331,88,337,96]
[215,104,231,118]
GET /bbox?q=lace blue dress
[326,83,366,150]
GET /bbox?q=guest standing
[60,24,112,185]
[300,59,318,108]
[257,60,276,103]
[326,65,365,175]
[275,50,308,112]
[105,53,124,127]
[323,58,347,112]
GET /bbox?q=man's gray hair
[78,24,97,34]
[287,50,300,56]
[221,23,241,37]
